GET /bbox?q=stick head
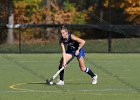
[46,79,53,85]
[46,79,49,84]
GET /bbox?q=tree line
[0,0,140,44]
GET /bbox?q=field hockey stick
[46,66,65,84]
[46,56,74,84]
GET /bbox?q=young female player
[56,26,97,85]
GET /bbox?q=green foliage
[25,4,39,16]
[10,0,140,42]
[63,1,86,24]
[24,0,41,3]
[13,0,41,4]
[73,12,86,24]
[63,0,76,12]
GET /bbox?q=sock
[85,67,96,78]
[59,66,64,81]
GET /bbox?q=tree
[97,0,104,23]
[103,0,140,24]
[7,0,14,44]
[123,0,140,24]
[0,0,8,44]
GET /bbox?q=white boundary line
[8,81,140,95]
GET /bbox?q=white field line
[1,88,138,93]
[0,60,57,63]
[7,79,140,95]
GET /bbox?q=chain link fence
[0,0,140,53]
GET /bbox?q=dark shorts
[66,48,85,59]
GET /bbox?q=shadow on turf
[27,82,90,85]
[65,82,90,85]
[27,82,47,84]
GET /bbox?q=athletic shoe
[56,80,64,86]
[92,74,98,84]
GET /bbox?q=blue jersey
[60,34,85,58]
[60,34,79,51]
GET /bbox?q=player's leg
[77,57,95,76]
[57,53,73,85]
[76,49,97,84]
[77,57,97,84]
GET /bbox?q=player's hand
[64,64,67,68]
[75,50,79,56]
[63,64,67,68]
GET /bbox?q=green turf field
[0,53,140,100]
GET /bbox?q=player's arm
[71,34,85,55]
[71,34,85,50]
[60,42,67,67]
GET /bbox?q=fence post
[19,29,21,53]
[108,0,112,53]
[108,31,112,53]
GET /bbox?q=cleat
[92,74,98,84]
[56,80,64,86]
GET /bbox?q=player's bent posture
[56,26,97,85]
